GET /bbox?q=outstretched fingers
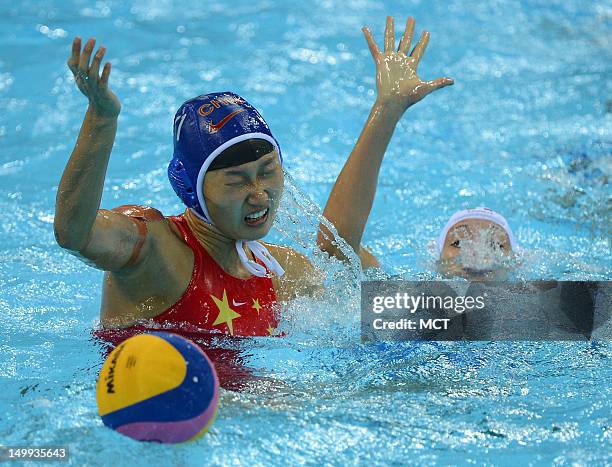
[362,26,381,61]
[67,37,81,73]
[89,46,106,80]
[384,16,394,54]
[398,17,415,55]
[78,38,96,75]
[68,36,113,93]
[427,77,454,93]
[410,31,430,68]
[100,62,111,87]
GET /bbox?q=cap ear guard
[168,157,200,211]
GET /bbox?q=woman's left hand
[363,16,454,113]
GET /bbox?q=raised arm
[54,38,151,272]
[317,16,454,262]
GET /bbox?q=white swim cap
[436,207,519,259]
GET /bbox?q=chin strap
[235,240,285,278]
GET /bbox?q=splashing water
[272,170,363,345]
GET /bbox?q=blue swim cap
[168,92,283,222]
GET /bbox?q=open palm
[363,16,453,112]
[67,37,121,118]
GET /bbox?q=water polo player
[436,207,519,280]
[54,16,453,335]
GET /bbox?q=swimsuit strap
[174,214,284,278]
[168,215,203,256]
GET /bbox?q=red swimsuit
[153,214,280,336]
[92,207,281,391]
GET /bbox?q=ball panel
[96,332,220,443]
[115,389,219,444]
[97,334,187,416]
[184,406,219,443]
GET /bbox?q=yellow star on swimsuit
[267,324,275,336]
[252,298,261,314]
[211,289,241,336]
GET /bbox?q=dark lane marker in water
[19,383,39,396]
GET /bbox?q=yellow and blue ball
[96,332,219,443]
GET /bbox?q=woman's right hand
[67,37,121,118]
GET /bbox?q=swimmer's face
[438,219,513,280]
[203,149,283,240]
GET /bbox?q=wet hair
[207,139,275,171]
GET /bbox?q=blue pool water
[1,0,610,465]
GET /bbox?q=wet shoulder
[261,242,323,301]
[109,205,190,277]
[261,243,312,275]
